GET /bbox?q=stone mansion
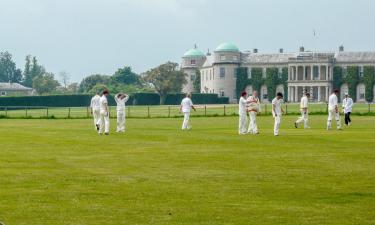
[181,43,375,103]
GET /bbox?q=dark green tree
[111,66,140,85]
[0,51,22,83]
[23,56,45,87]
[78,74,111,93]
[32,72,60,95]
[144,62,187,104]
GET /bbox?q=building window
[234,68,237,78]
[359,66,364,77]
[248,67,252,79]
[220,55,226,61]
[210,73,212,80]
[220,90,225,97]
[278,68,283,79]
[233,55,238,61]
[190,59,196,65]
[313,66,319,80]
[1,91,6,96]
[262,68,266,78]
[220,67,225,78]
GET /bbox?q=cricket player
[327,89,342,130]
[246,90,260,134]
[272,92,284,136]
[295,92,310,129]
[238,91,248,135]
[180,94,196,130]
[114,93,129,132]
[99,90,110,135]
[90,92,101,131]
[342,93,353,126]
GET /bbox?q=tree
[23,56,45,87]
[59,71,70,89]
[193,69,201,92]
[67,82,79,94]
[78,74,111,93]
[32,72,60,95]
[0,51,22,83]
[111,66,140,85]
[144,62,187,104]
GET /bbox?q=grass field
[0,116,374,225]
[0,103,375,118]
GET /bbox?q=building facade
[182,43,375,103]
[0,82,34,97]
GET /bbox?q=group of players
[89,89,354,136]
[238,89,354,136]
[90,90,129,135]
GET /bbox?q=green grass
[1,103,374,118]
[0,116,374,225]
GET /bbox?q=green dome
[183,48,205,57]
[215,42,240,52]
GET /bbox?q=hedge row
[165,93,229,105]
[0,93,228,107]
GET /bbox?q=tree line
[0,51,197,103]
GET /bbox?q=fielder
[114,93,129,133]
[99,90,110,135]
[327,89,342,130]
[246,90,260,134]
[90,92,101,131]
[294,92,310,129]
[180,94,196,130]
[272,92,284,136]
[238,91,248,135]
[342,93,353,126]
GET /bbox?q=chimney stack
[206,48,211,56]
[299,46,305,52]
[279,48,284,53]
[253,48,258,53]
[339,45,344,52]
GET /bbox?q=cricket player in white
[327,89,342,130]
[342,93,353,126]
[114,93,129,132]
[272,92,284,136]
[295,93,310,129]
[238,91,248,135]
[90,92,101,131]
[180,94,196,130]
[246,90,260,134]
[99,90,110,135]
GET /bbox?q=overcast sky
[1,0,375,82]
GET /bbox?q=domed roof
[183,48,205,57]
[215,42,240,52]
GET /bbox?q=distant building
[182,43,375,103]
[0,83,34,96]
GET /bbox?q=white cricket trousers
[92,109,100,130]
[247,111,258,134]
[117,109,126,132]
[99,110,110,134]
[274,115,281,136]
[327,109,341,129]
[182,112,190,130]
[296,111,309,128]
[238,113,247,134]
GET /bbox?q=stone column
[325,86,329,101]
[287,86,291,102]
[295,86,298,102]
[326,65,329,81]
[318,86,321,102]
